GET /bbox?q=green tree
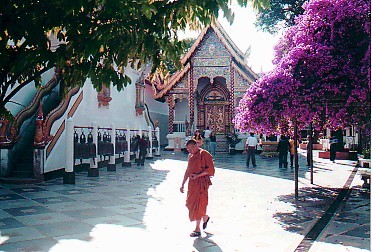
[0,0,269,114]
[254,0,305,34]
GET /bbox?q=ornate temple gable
[193,29,230,59]
[193,66,230,93]
[233,69,253,107]
[234,70,251,91]
[149,20,258,100]
[232,62,255,89]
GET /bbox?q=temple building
[147,21,258,151]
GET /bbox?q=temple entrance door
[205,105,227,133]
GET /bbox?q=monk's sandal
[203,217,210,230]
[190,231,201,237]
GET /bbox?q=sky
[179,3,280,73]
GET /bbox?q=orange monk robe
[186,149,215,221]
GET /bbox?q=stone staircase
[10,145,34,178]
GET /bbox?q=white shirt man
[246,133,258,148]
[245,132,258,167]
[204,128,212,139]
[203,127,212,151]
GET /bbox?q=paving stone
[0,150,368,251]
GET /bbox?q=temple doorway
[205,105,226,133]
[197,79,230,134]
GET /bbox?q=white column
[123,127,131,166]
[107,123,116,171]
[88,122,99,177]
[155,127,161,156]
[147,126,153,159]
[64,118,75,184]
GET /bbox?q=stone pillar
[107,123,116,171]
[168,95,175,134]
[155,127,161,156]
[189,66,194,134]
[88,122,99,177]
[122,127,131,166]
[64,118,75,184]
[229,64,235,133]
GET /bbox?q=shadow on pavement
[0,163,171,251]
[273,186,370,251]
[194,233,223,252]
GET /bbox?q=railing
[64,118,160,183]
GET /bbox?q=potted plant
[226,133,241,155]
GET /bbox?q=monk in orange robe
[180,139,215,237]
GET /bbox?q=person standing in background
[203,127,212,151]
[289,136,299,168]
[192,129,203,147]
[137,135,148,166]
[329,133,339,163]
[245,132,258,167]
[209,131,217,157]
[306,135,311,166]
[277,135,290,168]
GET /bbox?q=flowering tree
[235,0,371,134]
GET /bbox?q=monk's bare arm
[180,170,189,193]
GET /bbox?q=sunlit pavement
[0,150,369,252]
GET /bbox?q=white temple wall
[144,83,169,145]
[44,67,149,173]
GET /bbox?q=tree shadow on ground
[273,187,339,235]
[273,186,370,251]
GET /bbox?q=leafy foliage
[0,0,270,113]
[235,0,371,134]
[254,0,305,34]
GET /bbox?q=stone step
[12,163,33,172]
[0,177,42,184]
[10,170,34,178]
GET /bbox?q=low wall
[318,151,358,160]
[261,142,278,157]
[300,143,323,150]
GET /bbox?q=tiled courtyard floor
[0,150,369,251]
